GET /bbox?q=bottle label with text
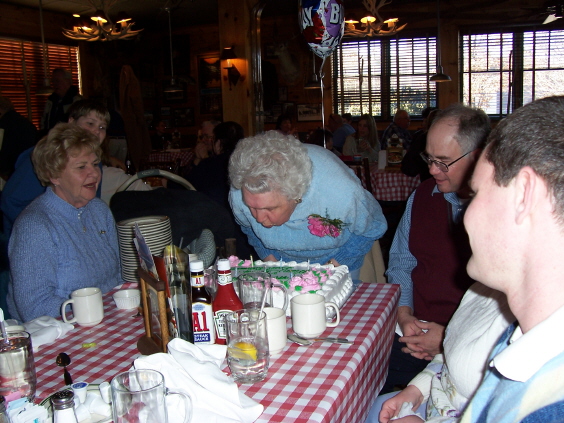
[213,309,231,340]
[192,302,215,344]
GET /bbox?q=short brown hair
[32,123,101,186]
[486,96,564,221]
[67,99,110,126]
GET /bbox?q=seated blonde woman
[7,123,120,322]
[343,114,379,162]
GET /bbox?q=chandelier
[63,0,142,42]
[344,0,406,38]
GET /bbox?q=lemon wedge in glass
[228,341,258,361]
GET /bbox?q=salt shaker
[51,390,79,423]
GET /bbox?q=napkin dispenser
[138,267,171,355]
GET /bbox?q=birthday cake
[229,256,355,317]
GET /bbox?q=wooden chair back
[342,157,373,194]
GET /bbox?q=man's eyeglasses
[419,150,473,173]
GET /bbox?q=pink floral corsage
[307,214,345,238]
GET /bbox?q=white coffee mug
[291,293,340,339]
[264,307,287,355]
[62,287,104,326]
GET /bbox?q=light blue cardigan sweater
[229,144,387,271]
[7,187,120,322]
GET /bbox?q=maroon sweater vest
[409,178,474,326]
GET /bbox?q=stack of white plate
[116,215,172,282]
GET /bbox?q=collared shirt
[461,305,564,423]
[387,184,467,309]
[492,305,564,382]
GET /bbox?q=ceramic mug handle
[61,299,77,324]
[325,302,340,327]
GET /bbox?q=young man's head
[67,99,110,144]
[465,96,564,296]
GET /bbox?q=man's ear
[514,167,537,225]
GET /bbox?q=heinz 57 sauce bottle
[190,260,215,344]
[212,258,243,344]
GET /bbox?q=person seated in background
[187,121,244,209]
[229,130,387,280]
[41,68,82,135]
[0,96,38,182]
[307,128,340,157]
[7,124,120,322]
[328,113,355,153]
[1,99,127,236]
[342,113,353,125]
[367,283,514,423]
[193,120,221,166]
[459,96,564,422]
[382,104,491,394]
[343,114,379,162]
[401,108,440,182]
[275,114,298,138]
[150,119,171,151]
[1,99,109,236]
[381,110,412,150]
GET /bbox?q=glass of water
[225,309,269,384]
[0,331,37,401]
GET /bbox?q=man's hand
[263,254,278,262]
[379,385,424,423]
[193,142,209,165]
[397,307,423,338]
[399,320,445,360]
[108,156,126,171]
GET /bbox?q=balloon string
[320,56,327,149]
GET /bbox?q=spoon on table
[288,333,353,346]
[56,352,73,385]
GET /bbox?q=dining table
[33,282,399,423]
[366,163,420,202]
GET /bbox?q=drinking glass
[225,309,269,384]
[0,331,37,402]
[110,369,192,423]
[237,272,288,311]
[204,268,217,300]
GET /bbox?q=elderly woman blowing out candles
[7,123,120,322]
[228,130,387,280]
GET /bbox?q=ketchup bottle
[212,258,243,345]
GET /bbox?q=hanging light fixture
[62,0,142,42]
[220,46,241,90]
[429,0,451,82]
[163,7,183,93]
[344,0,406,38]
[304,52,321,90]
[37,0,52,95]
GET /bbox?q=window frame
[460,26,564,119]
[0,37,80,129]
[332,33,438,120]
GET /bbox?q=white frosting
[246,260,355,317]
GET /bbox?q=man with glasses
[381,104,491,394]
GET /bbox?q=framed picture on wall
[297,104,322,122]
[198,54,223,116]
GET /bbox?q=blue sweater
[7,188,120,322]
[229,144,387,271]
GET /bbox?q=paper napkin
[134,338,263,423]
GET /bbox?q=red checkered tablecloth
[356,163,420,202]
[147,149,194,168]
[33,283,399,423]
